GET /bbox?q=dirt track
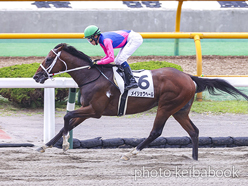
[0,147,248,185]
[0,112,248,185]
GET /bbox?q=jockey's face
[87,35,99,46]
[91,39,97,46]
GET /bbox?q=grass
[0,96,43,116]
[191,100,248,114]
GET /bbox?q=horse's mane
[54,43,119,68]
[54,43,92,64]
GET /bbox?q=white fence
[0,77,78,143]
[0,77,248,143]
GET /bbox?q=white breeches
[114,30,143,65]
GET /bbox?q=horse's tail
[190,75,248,101]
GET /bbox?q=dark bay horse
[33,43,248,160]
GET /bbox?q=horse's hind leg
[173,98,199,160]
[121,107,169,160]
[173,115,199,160]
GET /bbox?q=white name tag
[113,67,154,98]
[128,70,154,98]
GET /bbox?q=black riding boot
[123,66,138,91]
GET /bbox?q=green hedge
[0,61,182,108]
[130,61,183,71]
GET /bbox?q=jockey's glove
[90,59,100,67]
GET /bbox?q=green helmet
[84,25,101,38]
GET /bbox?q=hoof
[36,146,46,153]
[62,134,70,152]
[62,142,70,152]
[120,148,140,161]
[120,155,130,161]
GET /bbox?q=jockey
[84,25,143,91]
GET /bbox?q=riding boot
[121,62,138,91]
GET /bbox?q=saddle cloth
[112,67,154,116]
[112,67,154,98]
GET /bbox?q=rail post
[194,34,203,101]
[43,88,55,143]
[67,88,77,149]
[174,0,183,56]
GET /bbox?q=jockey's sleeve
[98,38,115,65]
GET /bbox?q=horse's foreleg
[36,128,64,153]
[63,105,97,135]
[61,117,86,152]
[62,105,102,152]
[36,117,86,153]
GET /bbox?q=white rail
[0,78,78,143]
[0,77,78,88]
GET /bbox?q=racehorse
[33,43,248,161]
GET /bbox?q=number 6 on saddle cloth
[112,66,154,116]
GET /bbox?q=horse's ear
[56,44,65,52]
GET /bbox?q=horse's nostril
[33,75,39,82]
[40,77,48,84]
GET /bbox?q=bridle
[39,49,90,80]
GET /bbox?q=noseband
[40,49,90,80]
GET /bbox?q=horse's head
[33,44,66,84]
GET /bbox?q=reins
[78,70,101,87]
[41,49,119,90]
[95,66,119,90]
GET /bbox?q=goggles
[86,37,94,45]
[86,37,93,43]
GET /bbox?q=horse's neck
[66,58,97,86]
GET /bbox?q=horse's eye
[46,57,53,65]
